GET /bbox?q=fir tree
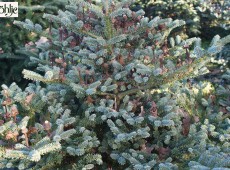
[0,0,229,169]
[133,0,230,38]
[0,0,67,87]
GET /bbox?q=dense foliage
[134,0,230,38]
[0,0,229,169]
[0,0,67,87]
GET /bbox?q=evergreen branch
[71,25,100,39]
[95,91,116,97]
[19,5,45,11]
[118,57,210,99]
